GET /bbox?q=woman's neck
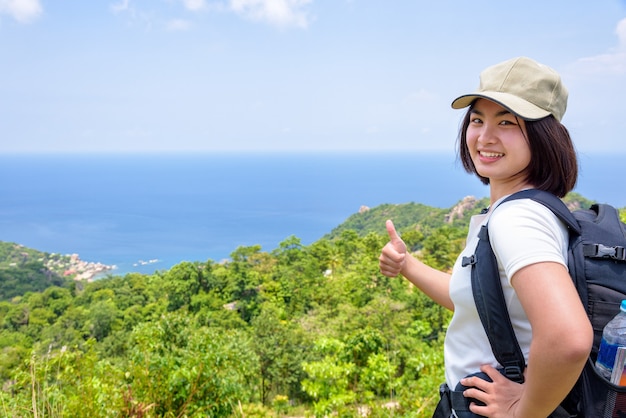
[489,180,535,205]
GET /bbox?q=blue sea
[0,152,623,277]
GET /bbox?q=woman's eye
[470,117,482,124]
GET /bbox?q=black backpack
[463,188,626,417]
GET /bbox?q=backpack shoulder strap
[467,189,578,383]
[464,224,526,382]
[501,189,581,236]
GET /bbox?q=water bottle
[596,300,626,382]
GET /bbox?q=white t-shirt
[444,196,569,387]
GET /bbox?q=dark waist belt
[449,389,471,412]
[433,383,472,418]
[435,382,572,418]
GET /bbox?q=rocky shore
[47,253,116,282]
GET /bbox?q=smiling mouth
[479,151,504,159]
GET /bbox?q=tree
[127,312,260,417]
[271,236,324,316]
[301,338,357,417]
[87,299,120,342]
[252,303,310,404]
[420,225,466,271]
[162,261,205,311]
[227,245,268,322]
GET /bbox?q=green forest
[0,194,621,418]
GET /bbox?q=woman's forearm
[401,255,453,310]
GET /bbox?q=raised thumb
[385,220,403,247]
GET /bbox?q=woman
[379,57,593,418]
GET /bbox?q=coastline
[51,253,116,282]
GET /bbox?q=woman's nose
[477,123,497,144]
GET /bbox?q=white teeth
[481,151,504,158]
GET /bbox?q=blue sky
[2,0,626,154]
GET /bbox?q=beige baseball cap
[451,57,568,122]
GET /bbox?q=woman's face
[465,99,532,189]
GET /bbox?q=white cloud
[617,17,626,45]
[110,1,157,31]
[111,0,132,14]
[109,0,311,31]
[574,18,626,76]
[182,0,207,12]
[229,0,312,28]
[0,0,42,23]
[577,51,626,75]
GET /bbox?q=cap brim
[451,92,550,121]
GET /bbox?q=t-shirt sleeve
[489,199,568,284]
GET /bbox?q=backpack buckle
[585,244,626,261]
[502,365,524,383]
[615,246,626,261]
[461,255,475,267]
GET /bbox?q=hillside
[326,191,600,240]
[0,243,116,301]
[0,243,73,300]
[325,196,488,241]
[0,192,622,417]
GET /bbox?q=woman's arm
[379,220,453,310]
[512,261,592,416]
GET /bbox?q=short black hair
[457,106,577,198]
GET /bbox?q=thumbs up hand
[379,220,407,277]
